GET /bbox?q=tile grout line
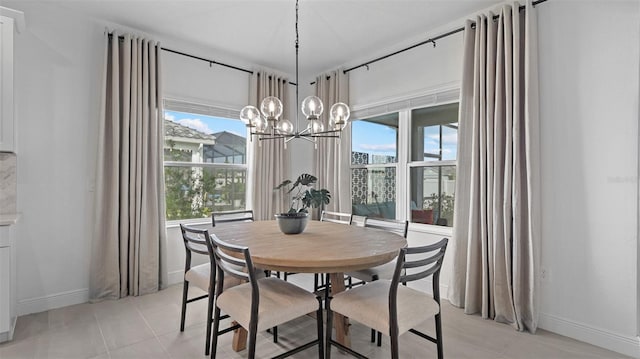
[135,305,173,358]
[94,312,112,359]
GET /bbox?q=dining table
[211,219,408,351]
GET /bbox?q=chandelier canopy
[239,0,350,146]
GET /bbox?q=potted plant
[273,173,331,234]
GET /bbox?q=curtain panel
[90,32,168,300]
[248,71,290,220]
[448,1,540,333]
[313,70,351,216]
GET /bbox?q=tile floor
[0,274,629,359]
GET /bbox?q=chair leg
[325,297,333,359]
[435,312,444,359]
[316,298,324,359]
[210,306,221,359]
[273,326,278,343]
[377,331,382,347]
[248,321,258,359]
[390,332,399,359]
[370,328,375,343]
[180,281,189,332]
[205,293,214,355]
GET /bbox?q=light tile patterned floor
[0,274,629,359]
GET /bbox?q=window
[163,106,247,221]
[350,101,458,227]
[409,103,458,227]
[351,113,398,219]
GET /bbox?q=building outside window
[350,101,458,227]
[163,106,247,221]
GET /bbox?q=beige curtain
[248,71,290,220]
[448,1,540,333]
[90,32,168,300]
[314,70,351,216]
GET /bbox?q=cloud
[164,113,176,122]
[176,118,214,134]
[360,143,396,151]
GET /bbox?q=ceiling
[44,0,503,79]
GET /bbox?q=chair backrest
[180,224,216,286]
[210,234,260,301]
[212,210,254,227]
[363,217,409,238]
[391,238,448,303]
[320,210,353,225]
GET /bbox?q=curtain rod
[107,33,297,86]
[340,0,548,76]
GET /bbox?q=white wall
[537,1,639,356]
[7,0,104,313]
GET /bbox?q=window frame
[350,88,459,233]
[163,99,249,226]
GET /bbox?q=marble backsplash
[0,152,16,215]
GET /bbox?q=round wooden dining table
[211,219,408,351]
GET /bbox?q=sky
[164,110,246,138]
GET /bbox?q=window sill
[165,218,211,229]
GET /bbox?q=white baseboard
[167,270,184,286]
[17,288,89,316]
[538,312,640,358]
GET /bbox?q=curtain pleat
[449,1,540,333]
[314,70,351,216]
[248,71,290,220]
[90,31,167,300]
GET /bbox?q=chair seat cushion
[184,263,246,292]
[330,280,440,336]
[216,277,318,332]
[347,260,398,282]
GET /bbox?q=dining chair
[212,209,254,227]
[325,238,448,359]
[210,234,324,359]
[179,224,235,356]
[345,217,408,345]
[347,217,408,286]
[315,210,354,294]
[320,210,353,225]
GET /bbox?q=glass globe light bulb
[307,119,325,134]
[240,106,261,127]
[277,119,294,135]
[301,96,324,119]
[260,96,283,120]
[253,116,268,133]
[329,102,350,129]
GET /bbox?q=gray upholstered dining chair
[326,238,448,359]
[210,234,324,359]
[211,209,254,227]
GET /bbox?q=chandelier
[239,0,350,146]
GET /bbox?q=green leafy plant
[274,173,331,214]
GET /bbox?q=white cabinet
[0,225,15,343]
